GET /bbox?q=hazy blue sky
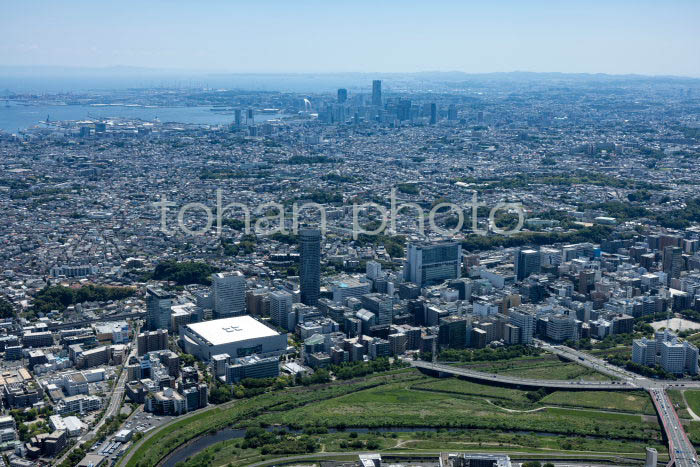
[2,0,699,76]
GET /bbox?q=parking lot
[124,412,174,434]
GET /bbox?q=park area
[123,366,672,467]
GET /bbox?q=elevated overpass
[409,360,638,390]
[411,354,699,466]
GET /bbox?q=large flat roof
[186,315,279,346]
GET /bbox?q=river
[161,425,565,467]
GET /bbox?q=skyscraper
[372,80,382,106]
[447,104,458,121]
[300,228,321,306]
[146,287,174,331]
[212,272,246,318]
[514,249,541,281]
[429,103,437,125]
[270,290,294,330]
[663,246,682,285]
[397,99,412,121]
[405,242,462,286]
[337,88,347,103]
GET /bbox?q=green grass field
[183,429,667,467]
[454,354,612,381]
[541,390,656,414]
[667,389,691,419]
[684,390,700,416]
[125,366,668,467]
[255,378,662,441]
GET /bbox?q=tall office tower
[299,228,321,306]
[270,290,293,330]
[146,287,174,331]
[429,103,437,124]
[337,88,348,103]
[405,242,462,287]
[371,80,382,106]
[447,104,458,121]
[514,249,541,281]
[212,272,246,318]
[663,246,682,284]
[397,99,412,121]
[234,109,242,127]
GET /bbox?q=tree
[0,296,15,319]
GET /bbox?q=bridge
[409,360,638,390]
[650,388,698,467]
[410,358,699,466]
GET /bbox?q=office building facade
[300,228,321,306]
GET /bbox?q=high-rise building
[212,272,246,318]
[663,246,682,284]
[546,314,578,342]
[447,104,458,121]
[337,88,347,103]
[438,315,467,349]
[300,228,321,306]
[137,329,168,356]
[269,290,294,330]
[371,80,382,106]
[397,99,412,121]
[360,293,393,326]
[509,308,535,344]
[406,242,462,287]
[146,287,173,331]
[578,269,597,295]
[429,103,437,124]
[514,249,541,281]
[366,260,382,280]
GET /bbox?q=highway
[409,360,638,390]
[411,346,700,467]
[651,388,698,467]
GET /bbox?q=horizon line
[1,66,699,81]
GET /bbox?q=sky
[1,0,699,77]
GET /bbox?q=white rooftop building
[181,315,287,361]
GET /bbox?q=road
[556,344,699,467]
[56,343,134,465]
[242,450,652,467]
[651,388,698,467]
[411,345,700,467]
[537,340,640,381]
[408,360,637,390]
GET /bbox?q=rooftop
[185,315,279,345]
